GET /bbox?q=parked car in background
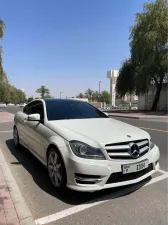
[7,103,15,106]
[0,102,7,108]
[14,98,160,192]
[19,103,27,107]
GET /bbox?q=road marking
[35,170,168,225]
[144,171,168,187]
[158,169,168,174]
[138,126,168,133]
[0,130,12,133]
[35,199,108,225]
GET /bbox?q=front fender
[42,131,69,162]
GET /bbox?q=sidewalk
[0,149,35,225]
[0,112,14,123]
[0,167,20,225]
[108,112,168,119]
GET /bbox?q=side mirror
[28,113,40,121]
[104,112,109,116]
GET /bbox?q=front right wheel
[47,148,67,190]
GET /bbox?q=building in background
[68,97,105,109]
[107,70,118,107]
[107,70,138,107]
[138,84,168,110]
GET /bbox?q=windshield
[45,100,108,120]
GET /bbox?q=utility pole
[60,92,63,99]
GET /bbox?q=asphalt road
[0,105,22,114]
[0,107,168,225]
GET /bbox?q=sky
[0,0,149,98]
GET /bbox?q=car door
[17,103,31,147]
[24,101,45,157]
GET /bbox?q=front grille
[75,173,103,185]
[106,163,153,184]
[105,139,149,160]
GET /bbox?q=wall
[138,85,168,110]
[89,102,102,108]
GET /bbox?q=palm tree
[76,93,84,98]
[36,85,50,98]
[92,91,99,102]
[85,89,94,101]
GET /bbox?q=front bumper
[63,145,160,192]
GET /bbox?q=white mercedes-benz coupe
[13,99,160,192]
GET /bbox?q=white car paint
[14,99,160,192]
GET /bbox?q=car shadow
[6,139,151,206]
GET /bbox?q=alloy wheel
[48,151,63,187]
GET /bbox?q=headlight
[69,141,106,160]
[150,139,155,150]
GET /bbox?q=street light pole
[60,92,63,99]
[99,81,101,95]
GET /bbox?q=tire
[47,147,67,190]
[13,126,20,148]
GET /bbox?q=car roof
[43,98,84,103]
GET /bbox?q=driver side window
[30,103,44,120]
[23,101,44,120]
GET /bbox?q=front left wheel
[13,126,20,148]
[47,148,67,190]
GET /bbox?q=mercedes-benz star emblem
[128,142,140,158]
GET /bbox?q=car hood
[46,118,150,148]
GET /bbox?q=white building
[107,70,118,107]
[107,70,138,107]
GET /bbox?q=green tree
[43,94,53,98]
[92,91,99,102]
[116,0,168,111]
[101,91,111,104]
[27,97,34,102]
[0,19,5,78]
[0,19,27,104]
[76,93,84,98]
[116,59,136,97]
[0,19,8,101]
[36,85,50,98]
[85,88,94,101]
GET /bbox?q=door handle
[23,118,27,123]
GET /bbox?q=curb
[108,114,140,119]
[0,149,36,225]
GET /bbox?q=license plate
[122,160,149,174]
